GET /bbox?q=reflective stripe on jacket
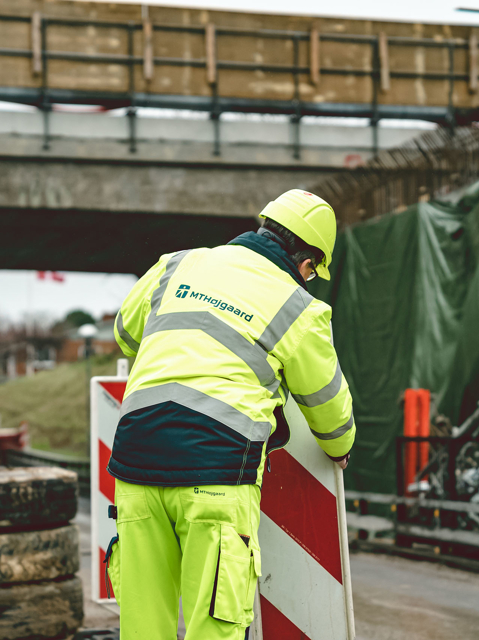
[107,232,355,487]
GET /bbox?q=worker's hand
[336,453,350,470]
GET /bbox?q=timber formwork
[3,1,479,128]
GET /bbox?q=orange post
[403,389,430,494]
[403,389,419,495]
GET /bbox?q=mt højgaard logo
[175,284,190,299]
[175,284,253,322]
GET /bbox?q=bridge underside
[2,207,257,276]
[6,2,479,275]
[0,155,325,276]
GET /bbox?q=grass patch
[0,353,131,457]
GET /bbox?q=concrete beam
[0,110,431,274]
[0,157,325,217]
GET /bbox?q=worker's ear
[297,259,312,281]
[297,258,310,269]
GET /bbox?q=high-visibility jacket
[107,231,355,488]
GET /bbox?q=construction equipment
[395,403,479,553]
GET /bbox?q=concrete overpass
[0,107,430,275]
[2,0,459,275]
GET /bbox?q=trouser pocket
[103,534,120,604]
[210,525,261,626]
[115,481,151,523]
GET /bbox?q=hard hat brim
[316,263,331,281]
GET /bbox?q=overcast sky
[3,0,479,325]
[0,271,138,326]
[78,0,479,26]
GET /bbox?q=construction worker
[105,189,355,640]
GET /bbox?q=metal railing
[345,489,479,551]
[345,424,479,553]
[0,12,476,158]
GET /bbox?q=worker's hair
[262,218,325,268]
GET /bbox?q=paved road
[351,551,479,640]
[75,499,479,639]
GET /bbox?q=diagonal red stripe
[100,381,127,404]
[261,448,342,584]
[260,595,310,640]
[99,439,115,503]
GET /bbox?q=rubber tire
[0,524,80,584]
[0,575,83,640]
[0,466,78,530]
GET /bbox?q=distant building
[59,314,120,362]
[0,314,120,381]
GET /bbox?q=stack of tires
[0,466,84,640]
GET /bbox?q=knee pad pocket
[210,525,261,626]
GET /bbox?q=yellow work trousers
[106,480,262,640]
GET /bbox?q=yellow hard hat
[259,189,337,281]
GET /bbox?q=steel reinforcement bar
[315,125,479,226]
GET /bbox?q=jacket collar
[227,231,307,290]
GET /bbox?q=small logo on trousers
[193,487,225,497]
[176,284,190,299]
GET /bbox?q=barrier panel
[91,369,355,638]
[90,373,127,603]
[258,397,355,640]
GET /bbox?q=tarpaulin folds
[310,185,479,493]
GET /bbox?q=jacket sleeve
[114,257,169,357]
[283,301,356,458]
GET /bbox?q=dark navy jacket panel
[107,401,263,486]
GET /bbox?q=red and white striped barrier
[90,365,128,603]
[91,364,355,638]
[257,398,355,640]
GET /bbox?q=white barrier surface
[257,397,355,639]
[90,375,128,603]
[90,372,355,639]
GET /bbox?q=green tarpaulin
[311,184,479,493]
